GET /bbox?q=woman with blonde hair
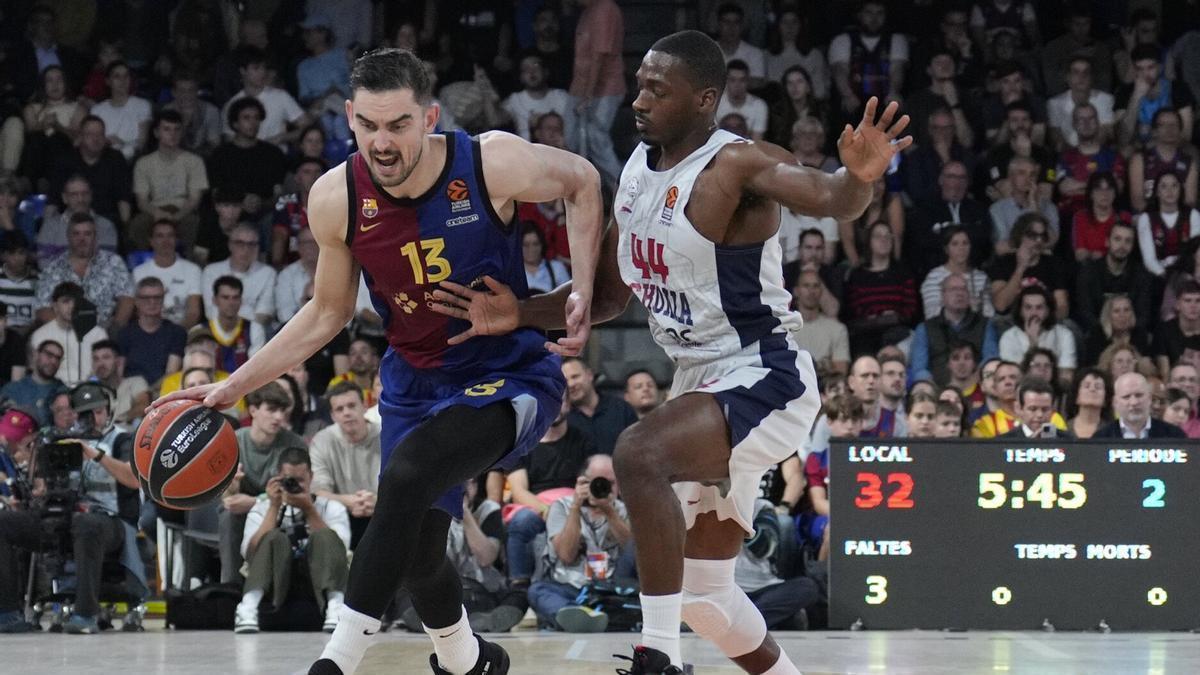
[1084,294,1151,366]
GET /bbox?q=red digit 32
[855,472,914,509]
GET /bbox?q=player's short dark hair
[247,381,291,411]
[80,114,105,131]
[799,228,825,244]
[350,47,432,105]
[726,59,750,75]
[325,380,365,404]
[278,446,311,470]
[227,97,266,128]
[1017,377,1055,406]
[213,275,243,297]
[650,30,727,96]
[293,155,327,174]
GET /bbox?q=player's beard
[370,144,423,188]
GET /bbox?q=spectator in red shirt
[1072,172,1130,262]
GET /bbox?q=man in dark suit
[9,6,88,102]
[903,160,991,281]
[1094,373,1188,439]
[998,378,1075,440]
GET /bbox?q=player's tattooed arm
[726,97,911,223]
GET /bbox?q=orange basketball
[135,400,239,509]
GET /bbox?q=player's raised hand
[837,97,912,184]
[551,290,592,357]
[430,276,521,345]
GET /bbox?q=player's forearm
[822,169,876,222]
[562,163,603,301]
[220,300,353,399]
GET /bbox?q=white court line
[565,639,588,660]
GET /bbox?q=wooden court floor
[4,628,1198,674]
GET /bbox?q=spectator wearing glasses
[0,339,64,424]
[988,213,1068,319]
[118,276,186,386]
[988,154,1059,255]
[202,223,277,328]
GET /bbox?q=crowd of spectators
[1,0,1200,637]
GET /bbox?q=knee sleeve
[680,557,766,658]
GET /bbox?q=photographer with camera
[234,447,350,635]
[527,454,633,633]
[0,382,146,634]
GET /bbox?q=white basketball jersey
[615,130,802,369]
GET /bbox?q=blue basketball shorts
[376,349,565,518]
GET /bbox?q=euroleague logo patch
[361,198,378,219]
[447,179,471,213]
[658,185,679,226]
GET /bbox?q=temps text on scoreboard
[829,439,1200,630]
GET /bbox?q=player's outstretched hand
[837,97,912,184]
[147,382,241,414]
[430,276,521,345]
[551,290,592,357]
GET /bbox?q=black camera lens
[588,476,612,500]
[281,476,303,494]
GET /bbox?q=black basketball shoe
[307,659,344,675]
[428,634,510,674]
[613,645,689,674]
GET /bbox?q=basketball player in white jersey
[430,30,910,674]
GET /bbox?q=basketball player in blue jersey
[430,31,910,674]
[154,48,604,675]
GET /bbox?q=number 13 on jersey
[401,237,452,284]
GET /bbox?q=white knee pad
[680,557,767,658]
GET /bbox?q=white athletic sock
[424,606,479,674]
[238,589,263,611]
[761,649,802,675]
[318,604,381,674]
[639,592,683,667]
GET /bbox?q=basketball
[135,400,239,509]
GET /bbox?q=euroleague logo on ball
[159,416,214,468]
[447,178,471,213]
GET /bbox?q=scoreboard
[829,439,1200,630]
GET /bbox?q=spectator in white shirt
[503,54,576,148]
[132,220,203,327]
[202,223,277,326]
[1046,56,1114,149]
[716,60,768,141]
[30,282,106,385]
[715,3,767,85]
[275,226,318,324]
[998,285,1077,384]
[221,46,311,148]
[89,61,152,160]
